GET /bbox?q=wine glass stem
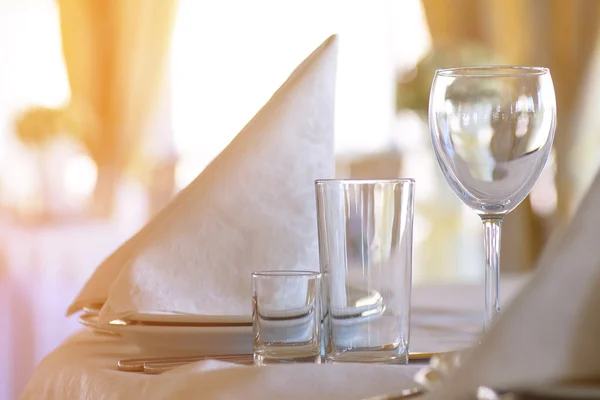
[482,216,503,332]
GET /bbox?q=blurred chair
[337,150,403,180]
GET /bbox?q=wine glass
[429,66,556,331]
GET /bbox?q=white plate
[78,314,118,336]
[127,312,252,326]
[79,314,253,355]
[79,314,451,361]
[128,305,318,326]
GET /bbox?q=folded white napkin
[428,171,600,399]
[67,35,338,322]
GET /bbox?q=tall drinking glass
[429,66,556,330]
[315,179,414,363]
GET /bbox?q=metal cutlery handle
[118,351,437,372]
[143,357,254,375]
[362,387,426,399]
[143,361,196,375]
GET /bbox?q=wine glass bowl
[429,66,556,329]
[430,66,556,216]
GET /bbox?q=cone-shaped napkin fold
[67,35,338,322]
[428,171,600,399]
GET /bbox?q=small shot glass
[251,270,321,366]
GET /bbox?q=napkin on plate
[428,171,600,399]
[67,35,338,322]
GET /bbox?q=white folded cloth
[67,35,338,322]
[20,329,421,400]
[26,280,504,400]
[428,171,600,399]
[122,361,418,400]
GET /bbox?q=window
[0,0,71,210]
[171,0,431,188]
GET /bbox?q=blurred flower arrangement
[396,43,503,115]
[14,101,100,150]
[12,102,101,221]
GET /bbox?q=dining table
[19,274,530,400]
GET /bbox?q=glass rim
[251,270,321,278]
[315,178,415,185]
[435,65,549,78]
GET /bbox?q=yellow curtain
[57,0,179,216]
[421,0,600,271]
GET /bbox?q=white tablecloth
[20,275,530,400]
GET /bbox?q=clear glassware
[315,179,415,363]
[429,66,556,330]
[251,270,321,366]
